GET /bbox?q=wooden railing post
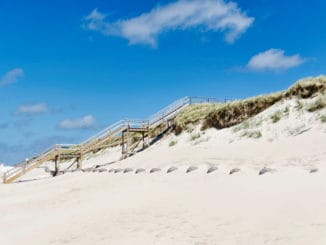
[77,146,83,170]
[54,145,61,176]
[3,172,6,184]
[121,131,125,155]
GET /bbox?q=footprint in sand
[135,168,146,174]
[310,168,318,173]
[186,166,198,173]
[167,167,178,173]
[229,168,240,175]
[259,167,274,175]
[207,166,218,174]
[150,168,161,173]
[114,168,123,173]
[123,168,133,173]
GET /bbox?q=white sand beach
[2,0,326,243]
[1,93,326,244]
[1,165,326,245]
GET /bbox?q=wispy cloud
[0,68,24,86]
[16,103,49,115]
[246,49,306,72]
[58,115,96,129]
[83,0,254,46]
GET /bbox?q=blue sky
[0,0,325,164]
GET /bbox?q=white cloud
[247,49,306,71]
[17,103,48,115]
[0,68,24,86]
[58,115,96,129]
[83,0,254,46]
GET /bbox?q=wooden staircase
[3,96,220,184]
[3,144,80,184]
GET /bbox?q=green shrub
[232,125,241,133]
[169,140,178,147]
[232,119,257,133]
[190,133,201,141]
[271,111,282,123]
[193,136,210,145]
[321,115,326,123]
[241,120,251,129]
[241,130,262,139]
[284,106,290,114]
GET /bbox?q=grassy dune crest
[175,76,326,132]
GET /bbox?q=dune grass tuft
[241,130,262,139]
[307,98,326,112]
[169,140,178,147]
[190,133,201,141]
[284,106,290,114]
[321,115,326,123]
[232,119,257,133]
[270,110,283,123]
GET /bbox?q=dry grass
[174,76,326,132]
[202,92,283,129]
[130,133,142,145]
[175,103,220,134]
[285,76,326,98]
[149,123,167,138]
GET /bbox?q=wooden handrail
[3,96,222,183]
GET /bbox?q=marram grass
[175,76,326,133]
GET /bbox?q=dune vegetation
[175,76,326,133]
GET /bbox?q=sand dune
[1,86,326,244]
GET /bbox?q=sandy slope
[1,169,326,245]
[1,97,326,244]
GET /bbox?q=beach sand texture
[1,88,326,244]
